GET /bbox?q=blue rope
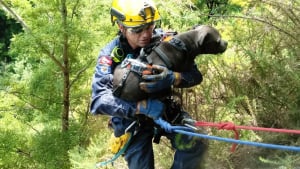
[175,129,300,152]
[154,118,194,132]
[154,118,300,152]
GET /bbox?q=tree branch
[70,59,94,88]
[71,0,80,20]
[0,0,66,72]
[205,14,299,43]
[16,148,31,158]
[0,0,29,30]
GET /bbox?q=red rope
[194,121,300,152]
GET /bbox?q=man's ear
[118,24,125,33]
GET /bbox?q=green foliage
[1,0,300,168]
[0,110,35,169]
[0,0,112,168]
[31,128,71,169]
[259,153,300,169]
[222,1,300,129]
[177,0,300,168]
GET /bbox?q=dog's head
[195,25,227,54]
[178,25,228,57]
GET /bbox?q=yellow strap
[163,35,173,42]
[109,132,131,154]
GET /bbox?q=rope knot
[217,122,239,152]
[218,122,236,130]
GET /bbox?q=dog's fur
[113,25,228,101]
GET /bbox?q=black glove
[139,65,181,93]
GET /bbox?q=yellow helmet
[111,0,161,27]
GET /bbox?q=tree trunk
[61,0,70,132]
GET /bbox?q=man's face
[120,23,155,49]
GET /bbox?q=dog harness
[146,36,189,69]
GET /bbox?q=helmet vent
[138,5,155,20]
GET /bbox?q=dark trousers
[124,126,207,169]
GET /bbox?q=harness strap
[150,36,188,69]
[168,37,188,53]
[153,46,173,69]
[153,127,163,144]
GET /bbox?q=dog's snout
[219,40,228,52]
[223,40,228,47]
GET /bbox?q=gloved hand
[139,65,181,93]
[136,99,165,119]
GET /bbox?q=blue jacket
[90,30,203,136]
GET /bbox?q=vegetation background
[0,0,299,168]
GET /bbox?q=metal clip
[125,121,137,133]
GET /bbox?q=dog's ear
[190,25,213,46]
[195,27,208,47]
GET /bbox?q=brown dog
[113,25,228,101]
